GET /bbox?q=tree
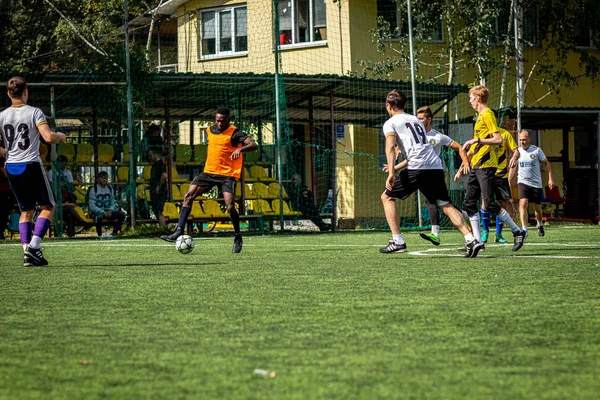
[356,0,600,108]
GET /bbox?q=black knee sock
[230,208,241,234]
[177,206,191,232]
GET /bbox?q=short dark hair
[7,76,26,98]
[57,155,68,163]
[215,107,230,117]
[386,90,407,111]
[416,106,433,119]
[98,171,109,177]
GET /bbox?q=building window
[278,0,327,46]
[201,5,247,57]
[376,0,443,42]
[494,2,538,47]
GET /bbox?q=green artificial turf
[1,225,599,399]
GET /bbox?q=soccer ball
[175,235,195,254]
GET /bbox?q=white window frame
[199,4,248,60]
[278,0,327,48]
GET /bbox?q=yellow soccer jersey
[495,128,518,177]
[469,108,500,169]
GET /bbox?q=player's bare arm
[230,137,258,160]
[38,123,66,144]
[385,133,396,190]
[449,140,471,174]
[544,159,555,189]
[462,131,502,150]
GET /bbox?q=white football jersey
[0,105,47,164]
[517,145,546,188]
[426,129,453,157]
[382,113,442,170]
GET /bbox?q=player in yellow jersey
[161,108,257,253]
[462,86,526,252]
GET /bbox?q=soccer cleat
[495,234,507,244]
[481,230,489,243]
[24,246,48,267]
[379,241,407,254]
[232,234,243,253]
[538,226,545,237]
[419,232,440,246]
[464,240,485,258]
[160,230,182,242]
[512,230,526,252]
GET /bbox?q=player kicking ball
[379,90,482,258]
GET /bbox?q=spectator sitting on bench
[87,171,125,239]
[285,174,331,231]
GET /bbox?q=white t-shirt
[0,105,46,164]
[382,113,442,170]
[517,145,547,188]
[48,168,74,183]
[426,129,453,157]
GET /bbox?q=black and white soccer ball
[175,235,195,254]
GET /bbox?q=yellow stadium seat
[247,199,276,216]
[250,165,275,182]
[193,144,208,163]
[175,144,192,165]
[72,186,87,205]
[243,166,255,182]
[73,205,95,224]
[171,167,187,183]
[235,182,256,200]
[117,166,142,183]
[268,182,289,199]
[57,143,75,161]
[75,143,93,164]
[179,183,190,197]
[162,202,180,221]
[252,182,270,199]
[172,184,183,202]
[189,201,208,219]
[137,184,150,201]
[244,149,259,162]
[272,199,301,216]
[201,199,229,218]
[143,165,152,181]
[98,144,114,164]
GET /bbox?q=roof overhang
[0,72,467,127]
[154,0,189,17]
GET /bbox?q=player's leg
[494,177,512,244]
[420,198,441,246]
[480,206,490,243]
[379,169,411,253]
[530,187,544,236]
[518,183,529,235]
[161,175,209,241]
[222,179,243,253]
[464,170,482,243]
[419,170,480,257]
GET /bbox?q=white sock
[498,208,520,232]
[522,226,528,232]
[461,209,469,222]
[393,234,405,244]
[29,236,42,249]
[536,220,542,227]
[464,233,475,243]
[23,244,28,251]
[469,215,481,242]
[431,225,440,237]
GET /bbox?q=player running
[379,90,481,258]
[0,76,66,266]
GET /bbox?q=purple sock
[19,222,32,245]
[34,217,52,239]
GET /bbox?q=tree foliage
[0,0,151,73]
[357,0,600,106]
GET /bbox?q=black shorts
[191,173,236,194]
[6,161,55,211]
[384,169,451,205]
[518,183,543,204]
[494,176,511,201]
[150,187,168,216]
